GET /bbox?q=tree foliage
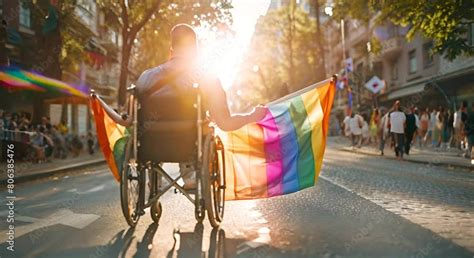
[132,1,232,73]
[96,0,232,106]
[332,0,474,60]
[32,0,90,78]
[231,6,322,111]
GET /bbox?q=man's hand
[249,105,267,122]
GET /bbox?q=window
[391,63,398,80]
[408,50,417,74]
[19,0,31,28]
[423,41,434,68]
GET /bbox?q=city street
[1,141,473,258]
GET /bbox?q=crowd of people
[341,101,474,161]
[0,109,96,163]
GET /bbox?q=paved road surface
[1,143,473,257]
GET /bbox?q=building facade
[0,0,122,135]
[324,15,474,114]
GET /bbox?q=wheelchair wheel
[149,170,162,223]
[120,138,141,227]
[202,134,226,228]
[150,201,162,223]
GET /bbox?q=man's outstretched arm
[202,77,266,132]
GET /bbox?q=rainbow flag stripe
[90,97,129,181]
[217,79,335,200]
[0,66,87,97]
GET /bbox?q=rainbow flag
[90,96,129,181]
[218,78,335,200]
[0,66,87,97]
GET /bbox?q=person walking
[427,108,437,146]
[453,103,466,150]
[361,114,370,145]
[349,112,364,148]
[434,107,445,148]
[389,101,406,160]
[420,108,429,147]
[462,103,474,162]
[342,112,352,140]
[369,108,380,146]
[405,107,418,155]
[378,109,390,155]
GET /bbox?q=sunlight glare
[195,0,270,90]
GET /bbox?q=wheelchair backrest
[137,81,202,163]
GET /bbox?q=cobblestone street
[1,141,473,257]
[323,138,474,251]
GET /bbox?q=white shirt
[343,116,351,136]
[390,111,406,134]
[362,121,369,138]
[349,114,363,135]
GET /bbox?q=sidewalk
[327,136,474,171]
[1,152,105,184]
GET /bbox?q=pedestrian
[58,120,69,135]
[405,107,418,155]
[434,107,444,148]
[87,131,95,155]
[427,108,437,146]
[361,114,370,145]
[31,125,46,163]
[462,102,474,161]
[70,134,83,157]
[420,108,430,147]
[389,101,406,160]
[453,104,465,150]
[378,109,389,155]
[342,112,352,140]
[349,111,364,148]
[370,108,380,146]
[51,125,67,159]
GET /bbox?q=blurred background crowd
[331,101,474,160]
[0,109,96,163]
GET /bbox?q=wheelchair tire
[202,134,226,228]
[150,201,162,223]
[120,138,141,227]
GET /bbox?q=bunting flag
[0,66,88,97]
[90,96,129,181]
[217,78,336,200]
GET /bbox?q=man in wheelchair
[135,24,266,189]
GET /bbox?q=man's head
[394,100,401,111]
[170,24,197,57]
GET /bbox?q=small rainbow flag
[90,96,129,181]
[218,78,335,200]
[0,66,87,97]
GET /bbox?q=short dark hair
[170,24,197,50]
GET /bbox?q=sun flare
[194,0,270,90]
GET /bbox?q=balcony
[380,37,403,60]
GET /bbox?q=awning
[388,82,426,100]
[43,95,89,105]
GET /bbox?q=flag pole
[268,75,337,105]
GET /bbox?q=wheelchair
[91,83,226,228]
